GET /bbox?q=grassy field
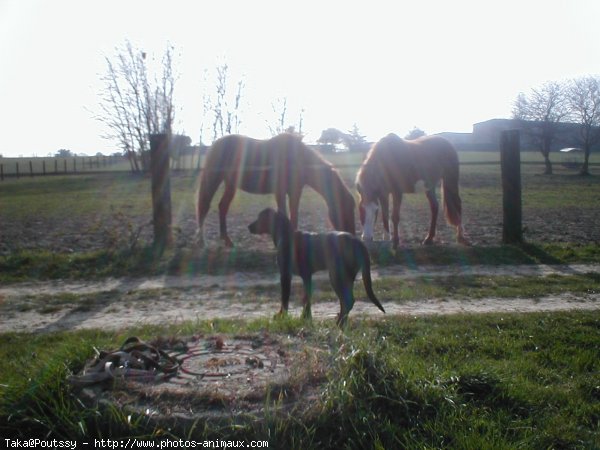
[1,151,599,447]
[1,312,598,448]
[1,149,599,282]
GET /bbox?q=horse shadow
[366,240,578,276]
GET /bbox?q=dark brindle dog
[248,208,385,327]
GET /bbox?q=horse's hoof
[273,309,288,320]
[458,236,472,246]
[301,310,312,321]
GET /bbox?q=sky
[1,0,599,157]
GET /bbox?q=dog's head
[248,208,288,236]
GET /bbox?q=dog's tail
[358,242,385,313]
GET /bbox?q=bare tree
[97,41,176,172]
[267,97,304,137]
[512,81,569,174]
[203,63,245,143]
[567,75,600,176]
[268,97,288,136]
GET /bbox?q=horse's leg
[218,182,236,247]
[288,187,303,230]
[275,189,288,218]
[391,192,402,249]
[380,194,390,241]
[300,274,313,320]
[423,189,439,245]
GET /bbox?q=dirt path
[1,264,599,334]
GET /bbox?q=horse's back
[361,134,458,193]
[412,135,458,160]
[204,133,314,194]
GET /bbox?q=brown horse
[196,133,356,247]
[355,133,469,248]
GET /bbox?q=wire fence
[1,152,597,181]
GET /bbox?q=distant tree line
[96,42,598,176]
[513,76,600,175]
[316,124,370,152]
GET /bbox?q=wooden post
[55,159,58,173]
[63,159,67,173]
[16,162,19,178]
[1,164,3,181]
[149,133,173,253]
[500,130,523,244]
[43,160,46,175]
[29,161,33,177]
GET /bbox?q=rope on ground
[68,336,180,388]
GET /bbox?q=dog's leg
[275,271,292,319]
[300,275,313,320]
[330,270,355,328]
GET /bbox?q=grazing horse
[196,133,356,247]
[355,133,469,248]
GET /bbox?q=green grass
[1,242,599,283]
[1,312,598,448]
[1,151,599,448]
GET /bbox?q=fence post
[29,161,33,177]
[43,160,46,175]
[63,160,67,173]
[16,162,19,178]
[149,133,173,254]
[55,159,58,173]
[500,130,523,244]
[1,164,3,181]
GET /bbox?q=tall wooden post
[149,133,172,253]
[500,130,523,244]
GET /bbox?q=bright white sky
[1,0,599,157]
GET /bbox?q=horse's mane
[276,133,334,169]
[357,134,402,186]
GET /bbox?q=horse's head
[327,168,356,235]
[356,171,379,241]
[333,188,356,235]
[309,166,356,235]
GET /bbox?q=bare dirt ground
[2,172,599,334]
[2,263,599,334]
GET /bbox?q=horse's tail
[358,241,385,313]
[441,149,462,228]
[196,140,228,228]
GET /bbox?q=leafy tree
[343,124,369,151]
[55,149,74,157]
[317,128,345,146]
[512,81,569,174]
[405,127,426,140]
[567,75,600,176]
